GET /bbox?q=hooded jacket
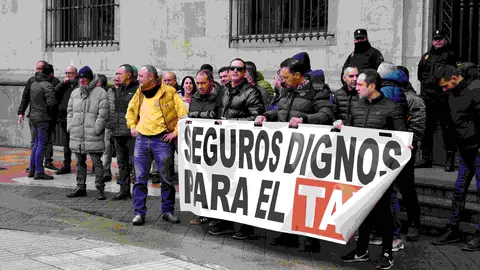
[380,69,410,121]
[18,74,60,117]
[417,43,458,101]
[29,74,57,123]
[107,80,139,137]
[256,71,274,95]
[219,78,265,120]
[67,76,109,153]
[264,76,335,124]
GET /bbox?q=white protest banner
[178,118,413,245]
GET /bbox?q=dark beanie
[78,66,94,80]
[292,52,311,73]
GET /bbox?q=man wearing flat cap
[416,29,458,172]
[341,29,384,82]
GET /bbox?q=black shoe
[233,225,254,240]
[376,252,394,269]
[34,172,54,180]
[56,166,71,175]
[44,163,59,171]
[111,191,131,200]
[444,151,455,172]
[103,175,112,182]
[208,222,235,235]
[161,213,180,224]
[151,172,160,184]
[340,249,370,263]
[431,229,462,245]
[66,188,87,198]
[97,189,107,200]
[407,226,420,241]
[462,236,480,251]
[270,233,299,247]
[132,215,145,226]
[27,170,35,178]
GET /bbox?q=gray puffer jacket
[67,77,109,154]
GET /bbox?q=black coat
[417,44,458,101]
[18,74,60,117]
[341,41,384,82]
[55,77,79,121]
[264,78,335,124]
[349,92,406,132]
[107,81,139,137]
[29,74,57,123]
[448,77,480,158]
[219,79,265,120]
[334,84,359,123]
[188,84,223,119]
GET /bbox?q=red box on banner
[292,178,362,242]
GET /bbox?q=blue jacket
[380,69,409,121]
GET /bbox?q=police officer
[341,29,384,82]
[416,29,458,171]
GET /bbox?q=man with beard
[431,64,480,251]
[334,65,359,123]
[126,65,187,226]
[341,29,384,82]
[415,29,458,171]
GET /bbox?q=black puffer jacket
[29,74,57,123]
[264,78,335,124]
[448,77,480,158]
[107,81,139,137]
[188,84,222,119]
[334,84,358,123]
[417,44,458,101]
[55,77,79,122]
[219,79,265,120]
[349,92,406,131]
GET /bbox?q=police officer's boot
[415,150,432,168]
[444,151,455,172]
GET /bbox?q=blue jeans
[449,154,480,230]
[29,121,49,173]
[133,133,175,216]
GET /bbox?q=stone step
[414,180,479,203]
[397,211,478,237]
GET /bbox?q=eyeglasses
[229,66,245,72]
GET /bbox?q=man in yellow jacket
[126,65,187,226]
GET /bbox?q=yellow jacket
[125,83,187,136]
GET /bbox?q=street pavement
[1,146,480,269]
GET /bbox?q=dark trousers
[449,154,480,230]
[356,188,394,254]
[44,118,57,165]
[392,150,421,231]
[114,136,136,187]
[75,152,105,190]
[421,100,456,153]
[29,121,49,173]
[133,133,175,216]
[59,121,72,168]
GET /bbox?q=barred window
[46,0,119,48]
[229,0,333,43]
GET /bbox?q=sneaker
[461,236,480,251]
[407,226,420,241]
[56,166,71,175]
[369,234,383,246]
[376,252,394,269]
[44,163,59,171]
[34,172,54,180]
[431,229,462,245]
[208,220,221,227]
[340,250,369,263]
[392,237,404,252]
[232,231,249,240]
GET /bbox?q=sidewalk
[1,146,479,269]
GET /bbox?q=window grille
[229,0,334,43]
[46,0,119,48]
